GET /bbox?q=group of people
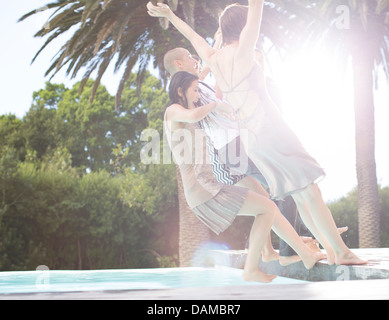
[147,0,367,282]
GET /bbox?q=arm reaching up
[147,2,216,65]
[237,0,265,56]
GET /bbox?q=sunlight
[268,48,357,201]
[272,49,352,138]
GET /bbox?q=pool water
[0,267,307,294]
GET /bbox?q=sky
[1,0,124,113]
[1,0,389,202]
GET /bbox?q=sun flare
[268,48,357,200]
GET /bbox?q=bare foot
[318,227,348,265]
[279,255,302,266]
[262,250,279,263]
[243,269,277,283]
[335,250,368,265]
[301,251,326,270]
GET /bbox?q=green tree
[114,71,168,170]
[0,137,178,271]
[0,147,79,270]
[21,103,59,160]
[0,73,179,270]
[328,189,359,248]
[19,83,69,168]
[0,147,23,225]
[57,79,116,171]
[19,74,164,173]
[329,186,389,248]
[0,115,25,160]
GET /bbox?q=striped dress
[197,81,245,185]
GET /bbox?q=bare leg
[237,177,325,269]
[262,234,279,262]
[237,190,276,282]
[271,204,326,269]
[294,184,367,265]
[237,177,278,262]
[292,191,336,265]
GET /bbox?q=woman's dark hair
[220,4,248,45]
[169,71,199,109]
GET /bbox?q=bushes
[328,187,389,248]
[0,73,178,271]
[0,153,177,271]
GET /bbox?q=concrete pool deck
[0,248,388,300]
[0,278,388,300]
[213,248,389,281]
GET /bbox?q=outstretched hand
[147,2,172,18]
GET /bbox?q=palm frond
[377,0,389,14]
[81,0,101,26]
[25,0,385,109]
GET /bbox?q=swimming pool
[0,267,307,294]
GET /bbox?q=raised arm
[147,2,216,65]
[237,0,265,59]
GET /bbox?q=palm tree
[297,0,389,247]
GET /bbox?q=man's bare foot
[279,255,302,266]
[301,251,326,270]
[262,250,279,263]
[335,250,368,265]
[243,269,277,283]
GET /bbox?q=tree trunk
[352,51,380,248]
[175,166,210,267]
